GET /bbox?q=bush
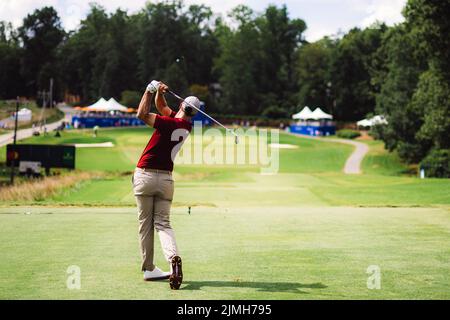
[120,90,141,108]
[420,149,450,178]
[262,106,289,119]
[189,84,209,101]
[337,129,361,139]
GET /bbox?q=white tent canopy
[292,106,313,120]
[106,98,128,112]
[293,107,333,120]
[357,119,373,127]
[357,115,388,127]
[85,98,107,110]
[310,107,333,120]
[15,108,32,122]
[84,98,128,112]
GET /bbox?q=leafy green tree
[59,5,109,101]
[95,9,140,99]
[57,1,217,104]
[372,25,427,162]
[262,106,289,119]
[184,4,218,85]
[139,1,186,85]
[256,5,306,109]
[404,0,450,162]
[0,22,23,98]
[421,149,450,178]
[139,1,216,88]
[215,4,306,115]
[404,0,450,80]
[162,61,189,99]
[375,0,450,171]
[188,84,209,101]
[413,69,450,151]
[120,90,142,108]
[60,5,140,102]
[296,38,335,112]
[18,7,65,97]
[214,6,262,114]
[330,25,387,121]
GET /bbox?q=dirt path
[0,104,69,147]
[287,133,369,174]
[0,120,65,147]
[327,138,369,174]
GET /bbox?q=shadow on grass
[399,167,418,176]
[182,281,327,294]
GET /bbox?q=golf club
[166,89,240,145]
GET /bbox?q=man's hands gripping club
[147,80,172,117]
[154,82,173,117]
[146,80,160,94]
[137,80,172,126]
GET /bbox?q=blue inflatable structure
[71,101,212,128]
[289,123,336,136]
[290,107,336,136]
[72,116,144,128]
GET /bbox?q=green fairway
[1,128,448,207]
[1,127,353,173]
[0,206,448,299]
[0,127,449,299]
[40,171,449,207]
[362,140,412,176]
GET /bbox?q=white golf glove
[146,80,160,93]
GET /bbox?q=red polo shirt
[137,111,192,172]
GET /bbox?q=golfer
[133,80,199,290]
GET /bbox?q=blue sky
[0,0,407,41]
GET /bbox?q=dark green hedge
[336,129,361,139]
[420,149,450,178]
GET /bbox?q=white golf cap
[182,96,201,116]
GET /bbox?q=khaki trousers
[132,168,179,271]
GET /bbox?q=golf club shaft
[167,89,238,137]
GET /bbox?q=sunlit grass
[0,127,449,299]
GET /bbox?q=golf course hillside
[0,128,448,207]
[0,127,449,299]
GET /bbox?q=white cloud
[62,2,88,30]
[361,0,406,27]
[0,0,58,27]
[297,0,407,40]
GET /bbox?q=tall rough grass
[0,171,102,202]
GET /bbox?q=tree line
[0,0,448,174]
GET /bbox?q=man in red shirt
[133,81,199,290]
